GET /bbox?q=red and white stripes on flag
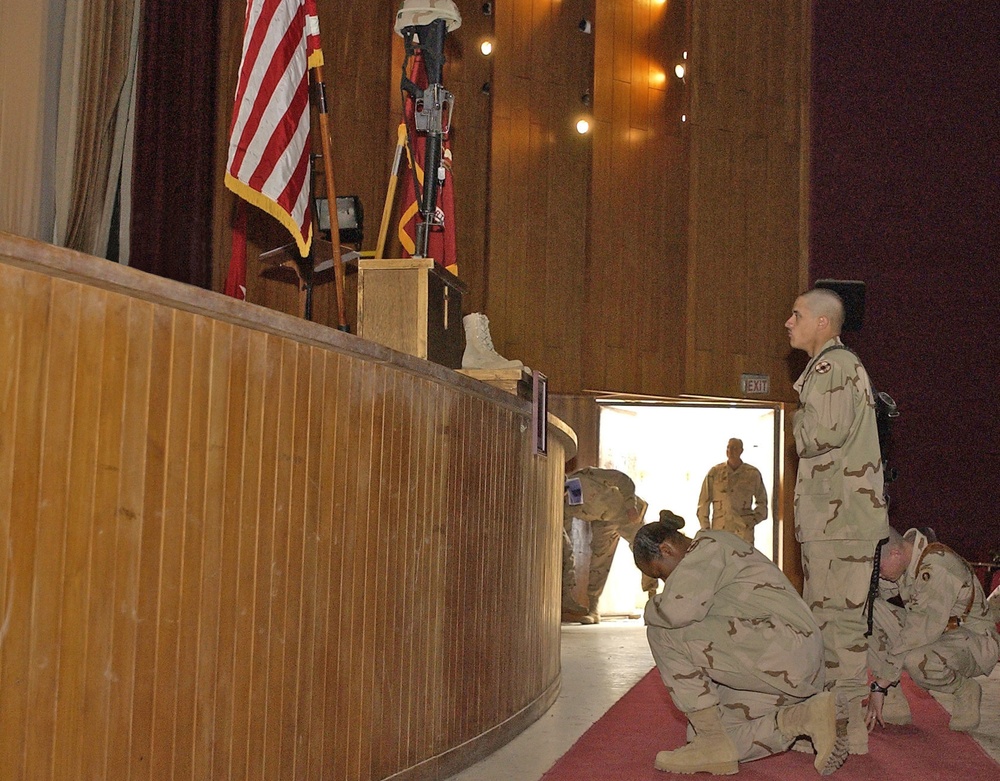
[225,0,324,261]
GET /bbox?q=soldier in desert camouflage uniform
[786,288,890,754]
[633,512,848,776]
[697,438,769,544]
[562,467,656,624]
[866,527,1000,733]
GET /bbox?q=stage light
[674,51,688,80]
[316,195,364,246]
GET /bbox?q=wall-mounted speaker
[815,278,866,332]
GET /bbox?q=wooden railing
[0,232,576,781]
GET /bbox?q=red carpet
[542,671,999,780]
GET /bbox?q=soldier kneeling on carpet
[633,511,848,776]
[865,526,1000,733]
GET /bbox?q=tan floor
[445,618,1000,780]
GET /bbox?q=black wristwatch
[870,681,890,695]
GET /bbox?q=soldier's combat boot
[881,684,912,725]
[948,677,982,732]
[578,596,600,625]
[654,705,738,775]
[776,692,848,776]
[561,594,588,622]
[847,696,867,755]
[461,313,524,370]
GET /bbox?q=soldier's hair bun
[658,510,685,532]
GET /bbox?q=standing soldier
[633,512,848,776]
[785,288,890,754]
[866,527,1000,732]
[696,438,769,545]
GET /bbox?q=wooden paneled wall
[684,0,811,400]
[548,394,599,472]
[0,232,574,781]
[483,0,596,390]
[582,0,689,395]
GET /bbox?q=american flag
[224,0,323,298]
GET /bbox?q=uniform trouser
[800,539,874,703]
[711,516,756,545]
[561,525,577,599]
[645,602,825,762]
[588,517,657,599]
[868,600,1000,693]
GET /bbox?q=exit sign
[741,373,770,395]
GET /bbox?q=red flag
[397,53,459,276]
[224,200,248,300]
[225,0,324,272]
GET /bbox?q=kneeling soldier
[634,512,848,776]
[866,526,1000,733]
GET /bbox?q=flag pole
[311,63,349,332]
[376,123,407,260]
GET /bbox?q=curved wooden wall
[0,231,575,781]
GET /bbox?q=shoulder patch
[815,361,832,374]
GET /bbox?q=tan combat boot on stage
[881,684,912,725]
[654,705,738,775]
[777,692,849,776]
[461,313,524,370]
[948,677,982,732]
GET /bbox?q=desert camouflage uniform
[793,337,889,703]
[644,530,825,762]
[869,529,1000,693]
[563,467,656,601]
[989,583,1000,625]
[696,461,768,544]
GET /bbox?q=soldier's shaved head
[800,288,845,334]
[786,288,846,356]
[878,526,912,582]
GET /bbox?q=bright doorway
[593,400,780,618]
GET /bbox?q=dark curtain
[129,0,219,287]
[811,2,1000,562]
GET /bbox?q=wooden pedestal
[457,367,533,399]
[357,258,466,368]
